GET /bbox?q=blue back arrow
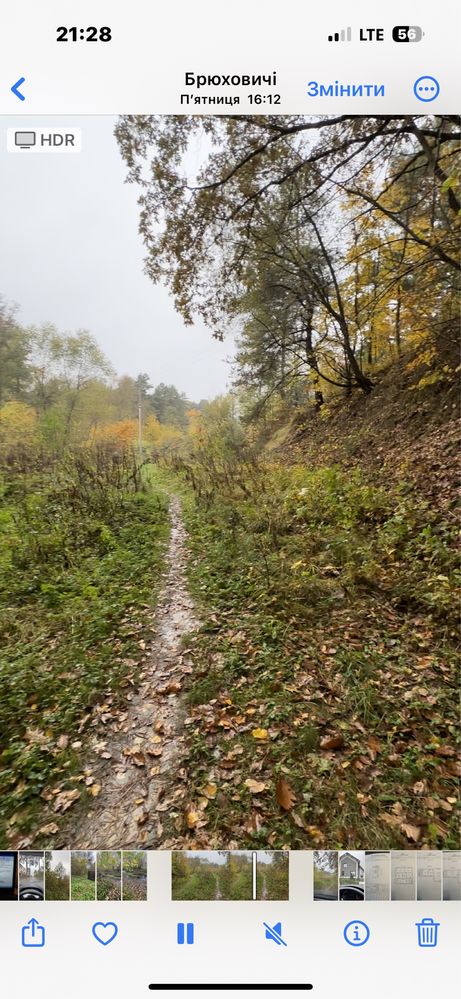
[11,77,26,101]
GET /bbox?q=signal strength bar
[328,27,352,41]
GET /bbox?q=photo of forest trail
[171,850,289,900]
[172,851,253,900]
[0,114,459,852]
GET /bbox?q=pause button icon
[177,922,195,945]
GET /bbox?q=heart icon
[92,922,118,946]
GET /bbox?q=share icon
[263,921,287,946]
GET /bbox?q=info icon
[343,920,370,947]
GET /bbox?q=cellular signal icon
[328,27,352,42]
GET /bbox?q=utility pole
[137,376,143,461]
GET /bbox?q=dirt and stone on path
[70,494,198,848]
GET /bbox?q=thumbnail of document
[443,851,461,901]
[391,851,416,901]
[365,852,390,900]
[417,851,442,901]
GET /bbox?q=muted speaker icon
[263,921,287,946]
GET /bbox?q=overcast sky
[0,116,233,401]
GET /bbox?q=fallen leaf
[57,735,69,750]
[366,735,380,760]
[244,779,266,794]
[251,728,269,740]
[53,789,80,813]
[380,812,400,828]
[434,746,455,757]
[132,752,146,766]
[158,680,182,695]
[320,734,345,751]
[276,778,296,811]
[90,784,101,797]
[304,825,325,844]
[185,807,199,829]
[400,822,422,843]
[202,783,218,800]
[37,823,59,836]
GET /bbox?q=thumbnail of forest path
[69,494,198,849]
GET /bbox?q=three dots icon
[413,76,440,101]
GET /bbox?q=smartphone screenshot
[0,2,460,996]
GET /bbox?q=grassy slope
[159,364,460,851]
[0,474,170,846]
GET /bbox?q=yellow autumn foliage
[0,401,38,444]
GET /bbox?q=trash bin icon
[416,917,440,947]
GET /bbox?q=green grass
[70,876,95,901]
[157,459,459,850]
[44,872,70,900]
[97,876,121,901]
[171,856,253,900]
[313,869,338,893]
[0,453,170,844]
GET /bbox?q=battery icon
[392,26,424,42]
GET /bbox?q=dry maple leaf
[276,778,296,811]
